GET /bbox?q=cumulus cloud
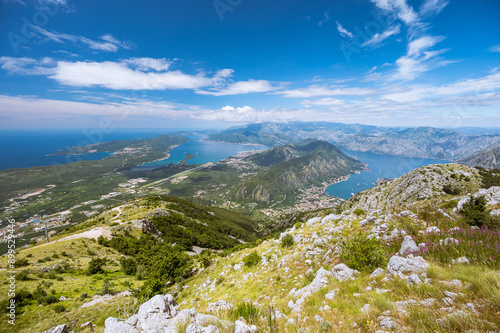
[49,60,224,90]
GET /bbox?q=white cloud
[121,58,172,71]
[370,0,419,25]
[50,60,223,90]
[489,45,500,53]
[336,21,353,39]
[419,0,449,18]
[0,94,205,119]
[407,35,444,56]
[33,27,132,52]
[195,105,319,123]
[383,70,500,102]
[0,56,56,75]
[363,24,401,48]
[301,97,345,107]
[196,79,278,96]
[278,84,376,98]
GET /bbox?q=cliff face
[459,143,500,169]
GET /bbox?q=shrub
[53,304,65,313]
[353,208,365,216]
[120,257,137,275]
[86,258,106,275]
[216,276,225,285]
[16,269,30,281]
[281,234,294,248]
[443,184,461,195]
[52,253,59,259]
[136,264,148,280]
[294,222,303,229]
[79,292,88,301]
[33,285,57,305]
[100,278,115,295]
[338,234,387,272]
[460,195,491,227]
[243,251,260,268]
[14,258,30,268]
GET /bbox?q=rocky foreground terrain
[11,164,500,332]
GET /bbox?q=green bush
[136,264,148,280]
[294,222,303,229]
[120,257,137,275]
[14,258,30,268]
[443,184,461,195]
[281,234,294,248]
[53,304,65,313]
[86,258,106,275]
[353,208,365,216]
[33,285,57,305]
[243,251,261,268]
[459,195,491,227]
[79,292,88,301]
[338,234,387,272]
[16,269,30,281]
[100,278,115,295]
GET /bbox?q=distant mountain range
[207,122,500,161]
[459,142,500,169]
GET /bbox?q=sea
[0,130,448,199]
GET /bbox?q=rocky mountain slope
[459,143,500,169]
[231,140,364,204]
[4,164,500,332]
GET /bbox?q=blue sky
[0,0,499,129]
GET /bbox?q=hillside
[459,143,500,169]
[7,163,500,332]
[207,122,500,161]
[230,140,365,205]
[342,164,482,211]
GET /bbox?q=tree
[86,258,106,275]
[459,195,491,227]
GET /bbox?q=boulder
[137,294,178,332]
[186,324,220,333]
[370,268,385,279]
[292,267,330,299]
[42,324,68,333]
[387,256,429,276]
[398,236,418,256]
[331,264,358,282]
[407,273,422,285]
[207,300,234,313]
[104,318,139,333]
[234,320,257,333]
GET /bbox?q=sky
[0,0,499,129]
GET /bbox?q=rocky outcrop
[104,294,251,333]
[344,164,482,211]
[132,218,163,240]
